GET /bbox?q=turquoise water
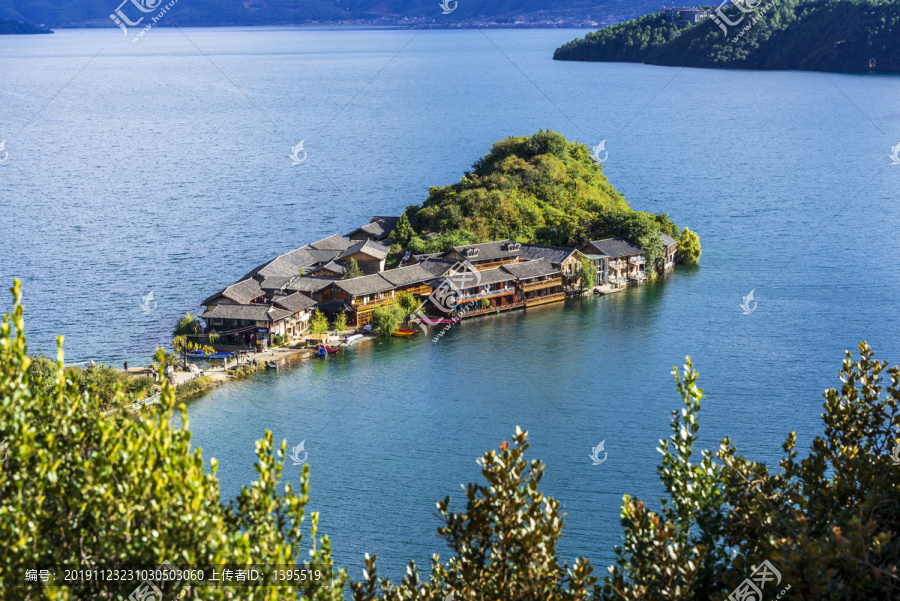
[3,27,900,582]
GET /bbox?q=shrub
[599,344,900,600]
[676,228,701,265]
[0,281,345,600]
[352,428,597,601]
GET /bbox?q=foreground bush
[600,344,900,600]
[352,428,597,601]
[0,281,344,600]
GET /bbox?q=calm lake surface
[2,27,899,583]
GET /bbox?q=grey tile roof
[346,216,399,240]
[379,264,436,287]
[445,240,523,262]
[338,239,390,261]
[306,234,354,251]
[200,303,291,323]
[311,260,346,275]
[202,278,265,306]
[272,292,317,313]
[661,233,678,248]
[581,238,644,258]
[334,273,396,297]
[435,267,514,290]
[260,276,333,294]
[243,247,318,280]
[284,277,335,294]
[501,259,559,280]
[519,244,579,266]
[416,258,455,277]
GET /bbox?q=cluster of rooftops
[199,216,678,345]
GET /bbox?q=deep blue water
[2,27,900,585]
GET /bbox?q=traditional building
[202,278,267,308]
[661,234,678,271]
[502,259,565,307]
[659,6,710,26]
[201,292,317,348]
[320,263,442,326]
[580,238,646,287]
[345,216,399,244]
[336,240,390,275]
[259,276,333,303]
[520,244,585,290]
[441,240,524,271]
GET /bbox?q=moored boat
[392,329,418,337]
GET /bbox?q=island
[554,0,900,73]
[0,19,52,34]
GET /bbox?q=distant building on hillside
[659,6,710,26]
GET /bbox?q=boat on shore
[265,360,278,370]
[392,329,419,338]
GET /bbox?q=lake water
[2,27,899,584]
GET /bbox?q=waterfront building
[519,244,585,290]
[200,292,317,347]
[259,276,334,302]
[441,240,524,271]
[579,238,646,287]
[658,6,710,26]
[661,234,678,271]
[320,263,442,326]
[335,240,390,274]
[345,216,399,244]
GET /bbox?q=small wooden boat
[265,361,278,370]
[317,345,339,355]
[343,334,364,345]
[392,329,418,338]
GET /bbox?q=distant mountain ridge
[554,0,900,72]
[0,0,663,28]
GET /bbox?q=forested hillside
[554,0,900,72]
[0,0,660,28]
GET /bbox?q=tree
[388,213,415,247]
[370,305,404,336]
[173,335,216,370]
[352,428,597,601]
[343,259,363,280]
[333,311,347,334]
[578,255,596,290]
[311,309,330,337]
[655,213,681,239]
[599,343,900,600]
[397,292,420,321]
[0,281,346,600]
[676,228,701,265]
[173,311,202,338]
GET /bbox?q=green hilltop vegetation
[398,131,695,272]
[554,0,900,72]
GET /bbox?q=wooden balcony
[521,277,562,292]
[353,296,399,312]
[525,292,566,307]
